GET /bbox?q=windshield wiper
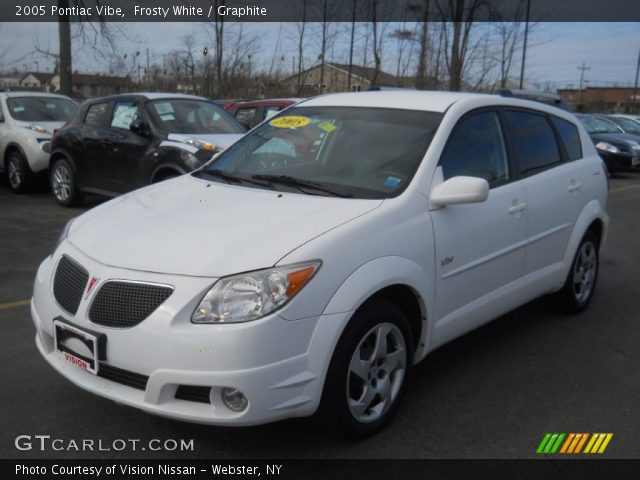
[251,174,353,198]
[200,169,242,184]
[200,169,275,189]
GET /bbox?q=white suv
[0,91,77,192]
[31,91,608,437]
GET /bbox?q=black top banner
[4,0,640,22]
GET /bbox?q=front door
[102,100,150,192]
[430,110,528,341]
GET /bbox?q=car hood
[69,175,382,277]
[167,133,243,150]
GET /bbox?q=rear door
[431,109,527,339]
[504,110,589,276]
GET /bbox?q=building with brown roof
[557,87,640,113]
[49,73,129,98]
[281,62,413,96]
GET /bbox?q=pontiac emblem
[85,276,100,298]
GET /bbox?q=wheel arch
[559,200,609,286]
[48,149,75,171]
[322,256,434,363]
[3,142,29,170]
[150,164,186,183]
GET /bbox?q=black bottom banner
[5,459,640,480]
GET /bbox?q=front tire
[6,151,33,193]
[320,299,413,438]
[50,159,82,207]
[554,230,599,313]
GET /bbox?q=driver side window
[439,111,509,188]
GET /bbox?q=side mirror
[430,176,489,207]
[130,117,148,136]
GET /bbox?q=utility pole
[519,0,531,89]
[578,62,591,107]
[633,48,640,112]
[146,48,150,90]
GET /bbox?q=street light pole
[519,0,531,89]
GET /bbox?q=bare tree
[493,0,539,89]
[367,0,393,86]
[295,0,308,94]
[434,0,492,91]
[34,0,126,95]
[0,24,26,70]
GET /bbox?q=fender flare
[559,199,609,287]
[150,163,186,183]
[322,256,434,361]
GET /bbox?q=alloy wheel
[573,240,597,304]
[7,157,22,189]
[52,164,72,202]
[346,322,407,423]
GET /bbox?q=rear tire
[6,151,33,193]
[50,158,82,207]
[554,230,599,313]
[320,298,413,438]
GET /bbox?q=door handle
[508,202,526,214]
[568,181,582,193]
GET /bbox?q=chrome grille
[53,255,89,315]
[88,281,173,328]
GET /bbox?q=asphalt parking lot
[1,173,639,460]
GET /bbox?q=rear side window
[439,111,509,187]
[84,103,110,127]
[506,111,561,176]
[235,108,257,127]
[551,116,582,161]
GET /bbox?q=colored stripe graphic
[585,433,614,454]
[537,433,565,454]
[538,433,613,454]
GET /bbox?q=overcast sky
[0,22,638,89]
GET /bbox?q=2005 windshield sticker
[270,116,311,128]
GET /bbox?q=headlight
[180,138,217,151]
[595,141,620,154]
[628,141,640,150]
[54,218,75,252]
[179,149,201,169]
[192,261,321,324]
[24,124,51,134]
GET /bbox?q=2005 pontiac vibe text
[31,91,608,437]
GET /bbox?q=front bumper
[599,151,639,170]
[23,136,52,173]
[32,244,350,426]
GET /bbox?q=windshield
[6,97,77,122]
[608,116,640,134]
[146,99,244,134]
[579,116,620,134]
[195,106,442,199]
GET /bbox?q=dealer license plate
[53,319,104,375]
